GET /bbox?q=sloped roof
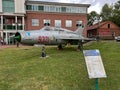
[86,21,120,31]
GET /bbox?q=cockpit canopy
[42,26,73,33]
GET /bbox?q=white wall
[0,0,2,12]
[15,0,26,14]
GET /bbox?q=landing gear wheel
[77,40,83,51]
[78,45,83,51]
[58,44,62,50]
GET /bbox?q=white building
[0,0,26,44]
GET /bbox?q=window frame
[66,20,72,27]
[55,20,61,27]
[32,19,39,26]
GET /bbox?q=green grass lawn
[0,41,120,90]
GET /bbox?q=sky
[31,0,119,14]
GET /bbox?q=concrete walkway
[0,45,16,49]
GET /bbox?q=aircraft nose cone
[14,32,21,42]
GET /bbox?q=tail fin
[74,27,84,35]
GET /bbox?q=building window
[76,20,83,27]
[55,20,61,27]
[61,7,66,12]
[66,20,72,27]
[26,4,87,14]
[26,5,32,10]
[44,19,50,26]
[32,5,38,11]
[108,24,110,28]
[2,0,15,13]
[38,6,44,11]
[26,5,44,11]
[32,19,39,26]
[55,6,61,12]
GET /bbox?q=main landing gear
[77,41,83,51]
[57,41,83,51]
[58,44,63,50]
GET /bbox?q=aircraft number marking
[38,36,49,43]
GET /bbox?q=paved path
[0,45,34,49]
[0,45,16,49]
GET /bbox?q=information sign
[83,49,107,79]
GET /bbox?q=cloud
[88,3,101,13]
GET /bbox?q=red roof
[86,21,115,31]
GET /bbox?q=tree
[88,1,120,26]
[87,11,99,26]
[100,3,113,21]
[110,0,120,26]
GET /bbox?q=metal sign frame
[83,49,107,79]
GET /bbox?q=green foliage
[87,11,99,26]
[111,0,120,26]
[100,0,120,26]
[100,4,113,21]
[88,0,120,26]
[114,0,120,10]
[0,41,120,90]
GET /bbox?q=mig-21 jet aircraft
[15,26,95,50]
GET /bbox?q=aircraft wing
[55,37,96,45]
[57,37,96,41]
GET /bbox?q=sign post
[83,49,107,90]
[95,78,98,90]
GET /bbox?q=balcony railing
[2,24,23,30]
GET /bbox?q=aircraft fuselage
[15,27,82,45]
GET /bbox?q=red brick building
[87,21,120,39]
[25,1,90,32]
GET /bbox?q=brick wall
[25,11,88,31]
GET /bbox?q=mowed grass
[0,41,119,90]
